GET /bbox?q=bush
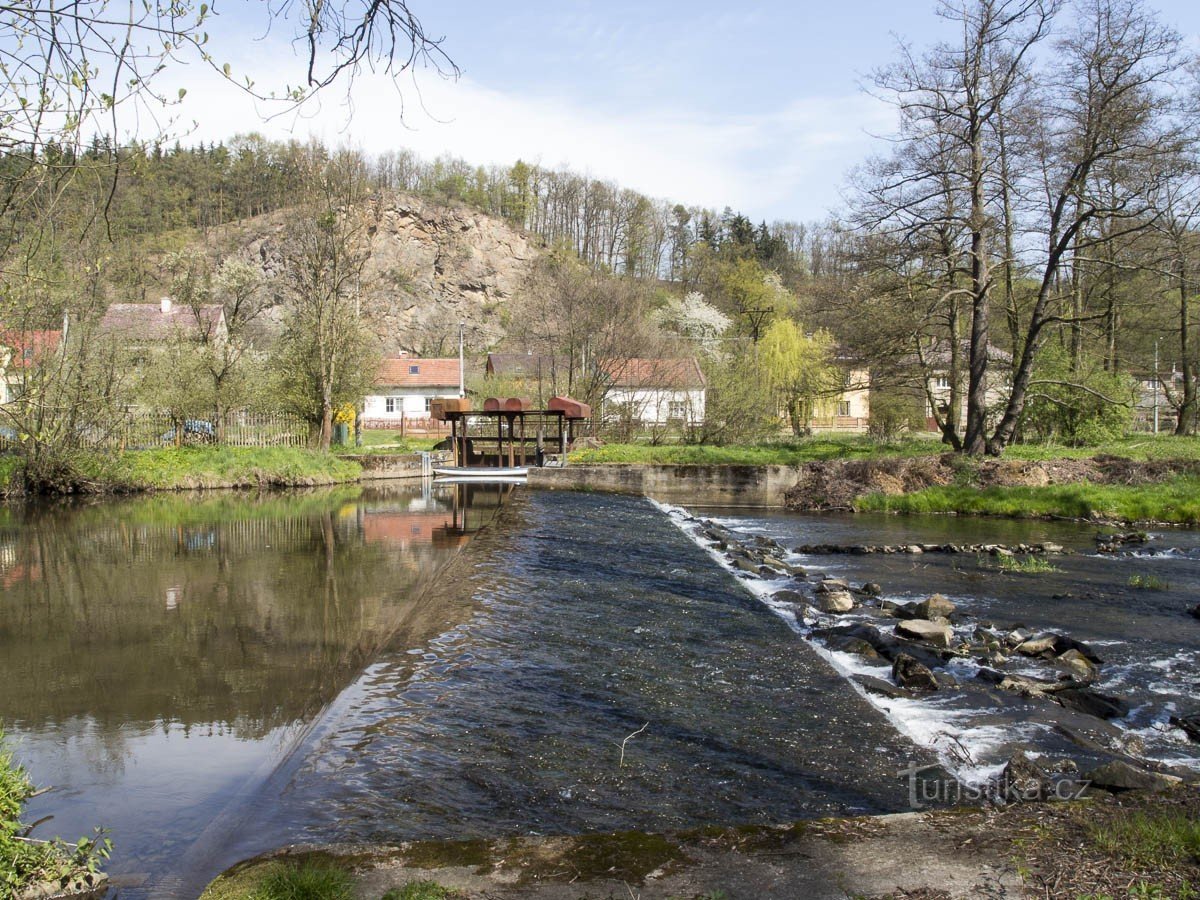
[1,728,109,895]
[867,390,926,442]
[1021,345,1137,446]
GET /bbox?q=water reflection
[0,481,510,887]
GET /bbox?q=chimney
[160,297,173,314]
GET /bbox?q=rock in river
[892,653,939,692]
[1083,760,1183,793]
[914,594,956,620]
[817,590,856,614]
[896,619,954,648]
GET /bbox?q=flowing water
[0,484,1196,898]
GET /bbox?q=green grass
[569,433,1200,467]
[994,555,1059,574]
[247,862,353,900]
[1088,812,1200,869]
[81,447,362,491]
[338,431,441,455]
[1129,574,1170,590]
[381,881,459,900]
[569,435,947,466]
[855,477,1200,524]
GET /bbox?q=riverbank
[0,447,364,496]
[200,787,1199,899]
[539,446,1200,523]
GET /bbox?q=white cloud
[162,57,895,222]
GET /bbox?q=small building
[362,356,462,429]
[809,366,871,432]
[485,352,573,405]
[100,297,227,348]
[0,329,63,404]
[601,357,707,426]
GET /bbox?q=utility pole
[1154,339,1160,435]
[458,322,466,398]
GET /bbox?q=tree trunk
[1176,258,1195,435]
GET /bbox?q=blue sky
[172,0,1200,224]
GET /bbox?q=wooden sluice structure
[431,396,591,469]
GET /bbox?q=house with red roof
[362,356,463,428]
[99,297,227,345]
[0,328,63,404]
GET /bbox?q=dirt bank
[784,454,1200,512]
[202,788,1200,899]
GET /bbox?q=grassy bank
[50,447,363,493]
[855,475,1200,524]
[570,433,1200,466]
[96,447,362,491]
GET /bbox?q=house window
[668,400,687,420]
[837,401,852,417]
[409,364,420,375]
[934,375,951,389]
[385,397,397,413]
[424,397,432,413]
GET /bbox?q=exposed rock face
[228,192,541,354]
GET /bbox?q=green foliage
[993,555,1059,574]
[1,727,110,894]
[1128,574,1169,590]
[856,477,1200,524]
[246,862,353,900]
[868,390,927,442]
[1087,812,1200,869]
[1022,345,1138,446]
[380,881,459,900]
[758,320,840,436]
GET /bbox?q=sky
[159,0,1200,224]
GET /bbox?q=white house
[362,356,462,428]
[602,358,706,425]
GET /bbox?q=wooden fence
[122,411,308,449]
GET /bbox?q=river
[0,484,1195,897]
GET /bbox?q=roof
[603,358,707,390]
[376,357,461,388]
[487,353,572,379]
[0,330,62,369]
[100,302,225,342]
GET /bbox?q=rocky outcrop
[226,192,542,353]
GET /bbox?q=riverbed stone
[998,750,1054,802]
[1015,633,1060,657]
[1190,604,1200,620]
[914,594,956,620]
[892,653,939,692]
[1054,687,1130,721]
[1056,649,1098,681]
[732,557,760,574]
[1082,760,1182,793]
[1169,714,1200,743]
[896,619,954,648]
[814,578,850,593]
[771,590,806,605]
[825,635,881,661]
[817,590,856,614]
[859,582,883,597]
[854,674,913,700]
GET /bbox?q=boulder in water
[892,653,939,692]
[896,619,954,648]
[1082,760,1182,793]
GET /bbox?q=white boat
[433,475,527,486]
[433,465,530,479]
